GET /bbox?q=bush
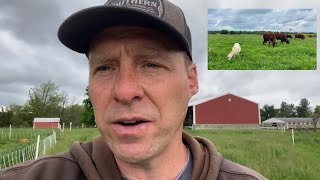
[221,30,229,34]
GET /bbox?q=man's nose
[112,67,144,104]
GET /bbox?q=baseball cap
[58,0,192,60]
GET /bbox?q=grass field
[208,34,317,70]
[186,129,320,180]
[0,128,53,156]
[2,128,320,179]
[45,128,100,156]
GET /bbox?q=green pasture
[45,128,100,156]
[208,34,317,70]
[0,128,53,156]
[186,129,320,180]
[2,128,320,180]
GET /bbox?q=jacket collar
[72,131,223,180]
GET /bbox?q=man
[0,0,267,179]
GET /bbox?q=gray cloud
[208,9,317,32]
[0,0,320,111]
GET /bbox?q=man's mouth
[117,120,147,126]
[111,118,151,136]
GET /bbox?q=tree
[26,81,66,117]
[287,103,297,117]
[82,87,95,126]
[312,105,320,132]
[7,104,34,127]
[220,30,229,34]
[0,107,14,127]
[61,104,84,127]
[279,102,296,118]
[296,98,312,117]
[260,104,277,121]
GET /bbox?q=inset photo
[208,9,317,70]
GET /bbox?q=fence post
[53,130,56,144]
[43,138,46,155]
[22,148,25,162]
[15,151,18,165]
[292,129,295,145]
[7,154,11,167]
[49,135,52,148]
[3,156,6,168]
[35,135,40,159]
[18,150,21,163]
[9,124,12,140]
[11,152,14,167]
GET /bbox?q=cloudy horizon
[0,0,320,111]
[208,9,317,33]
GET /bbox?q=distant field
[2,128,320,180]
[208,34,317,70]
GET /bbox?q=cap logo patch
[106,0,163,17]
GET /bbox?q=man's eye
[95,65,112,72]
[144,63,160,68]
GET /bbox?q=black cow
[295,34,305,40]
[275,33,290,44]
[286,34,292,39]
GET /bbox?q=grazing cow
[286,34,292,39]
[227,43,241,60]
[295,34,305,40]
[263,33,276,47]
[275,33,290,44]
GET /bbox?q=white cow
[227,43,241,60]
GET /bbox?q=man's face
[88,27,198,163]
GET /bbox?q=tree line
[208,30,317,37]
[0,81,84,128]
[260,98,320,129]
[2,83,319,129]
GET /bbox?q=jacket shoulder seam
[219,169,261,180]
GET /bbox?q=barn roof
[275,118,313,123]
[188,93,259,106]
[33,118,60,123]
[262,118,286,124]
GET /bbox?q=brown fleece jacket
[0,132,267,180]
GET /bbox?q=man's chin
[114,144,153,164]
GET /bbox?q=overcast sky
[208,9,317,33]
[0,0,319,110]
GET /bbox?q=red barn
[186,93,261,129]
[33,118,60,129]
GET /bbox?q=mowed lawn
[208,34,317,70]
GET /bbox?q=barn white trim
[33,118,60,123]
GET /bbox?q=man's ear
[187,64,198,96]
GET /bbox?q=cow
[263,33,276,47]
[275,33,290,44]
[286,34,292,39]
[295,34,305,40]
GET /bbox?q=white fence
[0,130,57,170]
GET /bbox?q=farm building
[262,118,320,129]
[185,93,261,129]
[33,118,60,129]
